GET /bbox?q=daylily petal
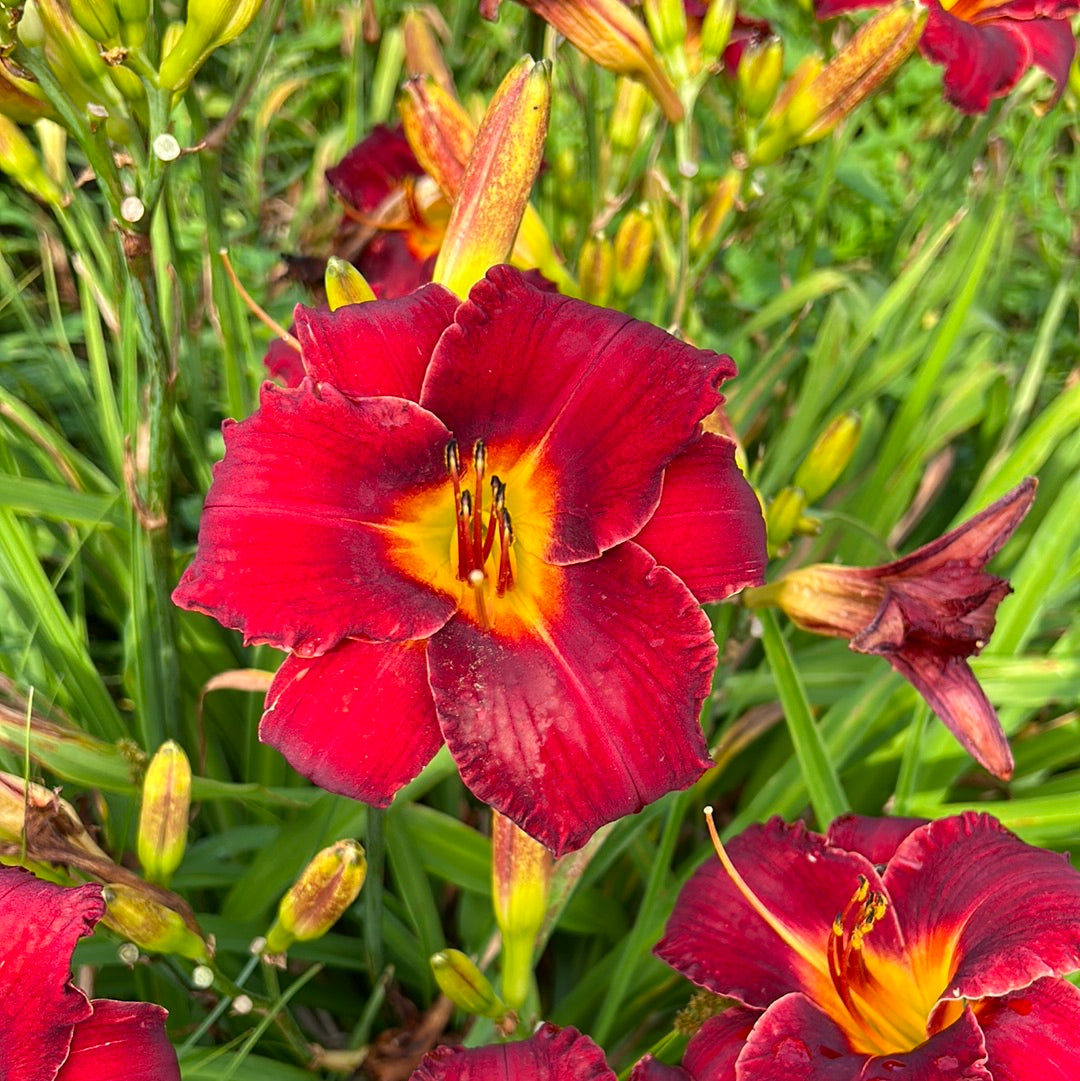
[978,977,1080,1081]
[260,638,442,805]
[824,814,927,865]
[173,383,457,656]
[882,813,1080,1006]
[654,819,903,1010]
[294,283,457,402]
[633,434,766,604]
[1017,16,1078,91]
[57,1000,179,1081]
[428,542,715,855]
[684,1008,759,1081]
[882,646,1012,778]
[325,124,424,214]
[814,0,878,15]
[264,337,305,388]
[411,1023,616,1081]
[421,266,734,564]
[734,993,992,1080]
[357,233,436,300]
[0,869,99,1081]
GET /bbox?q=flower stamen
[469,568,491,630]
[498,509,515,596]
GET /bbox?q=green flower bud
[157,0,265,92]
[765,485,806,555]
[264,839,366,956]
[68,0,120,44]
[699,0,737,69]
[643,0,687,57]
[102,883,210,962]
[137,740,191,886]
[737,36,783,120]
[324,256,376,310]
[690,169,741,258]
[430,949,507,1021]
[609,76,649,156]
[613,206,655,298]
[0,114,62,203]
[792,412,862,504]
[579,232,614,307]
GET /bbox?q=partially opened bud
[431,949,508,1022]
[787,2,924,144]
[102,883,210,962]
[0,114,62,203]
[737,35,783,119]
[793,412,862,504]
[613,205,655,297]
[158,0,265,91]
[324,256,376,309]
[579,232,614,306]
[492,811,552,1010]
[264,839,366,955]
[765,485,806,554]
[432,56,551,298]
[399,75,475,199]
[137,740,191,886]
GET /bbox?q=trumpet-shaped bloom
[0,866,179,1081]
[174,266,766,855]
[654,812,1080,1080]
[412,1024,615,1081]
[746,479,1035,779]
[815,0,1078,112]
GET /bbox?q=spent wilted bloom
[0,866,180,1081]
[745,478,1036,779]
[653,811,1080,1080]
[174,265,766,855]
[815,0,1079,112]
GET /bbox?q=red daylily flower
[412,1024,615,1081]
[174,266,766,855]
[326,124,446,300]
[815,0,1079,112]
[747,478,1036,780]
[0,866,179,1081]
[654,812,1080,1080]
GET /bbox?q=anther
[445,439,461,477]
[497,509,515,596]
[472,440,486,565]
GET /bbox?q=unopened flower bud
[431,949,507,1021]
[0,56,54,124]
[787,2,924,145]
[324,256,376,309]
[32,0,111,85]
[68,0,120,44]
[737,36,784,120]
[116,0,149,47]
[699,0,737,68]
[579,232,614,306]
[612,206,655,297]
[399,75,475,199]
[137,740,191,886]
[643,0,687,57]
[752,54,825,166]
[158,0,265,91]
[690,169,741,257]
[102,883,210,962]
[0,114,62,204]
[264,839,366,955]
[492,812,552,1010]
[609,77,650,156]
[793,412,862,504]
[765,485,806,554]
[402,8,455,97]
[432,56,551,298]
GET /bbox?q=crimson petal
[57,1001,179,1081]
[0,869,100,1081]
[421,266,734,564]
[824,814,927,865]
[683,1008,759,1081]
[882,813,1080,1006]
[428,543,715,855]
[633,434,766,604]
[813,0,878,15]
[260,637,442,804]
[325,124,423,213]
[735,993,991,1080]
[978,977,1080,1081]
[173,384,456,656]
[655,819,903,1009]
[411,1024,616,1081]
[294,284,457,402]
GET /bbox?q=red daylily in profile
[0,866,180,1081]
[412,1024,615,1081]
[815,0,1078,112]
[654,812,1080,1080]
[747,479,1036,780]
[174,266,766,856]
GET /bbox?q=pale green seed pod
[137,740,191,886]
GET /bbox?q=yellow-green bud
[579,232,614,307]
[609,77,649,156]
[699,0,737,69]
[612,206,655,298]
[492,812,552,1011]
[102,883,210,962]
[0,114,62,203]
[324,256,376,309]
[69,0,120,44]
[137,740,191,886]
[116,0,149,47]
[32,0,112,85]
[430,949,507,1021]
[643,0,687,57]
[264,839,366,955]
[689,169,741,258]
[765,485,806,555]
[158,0,265,91]
[16,0,46,48]
[402,8,455,96]
[737,36,783,120]
[792,412,861,504]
